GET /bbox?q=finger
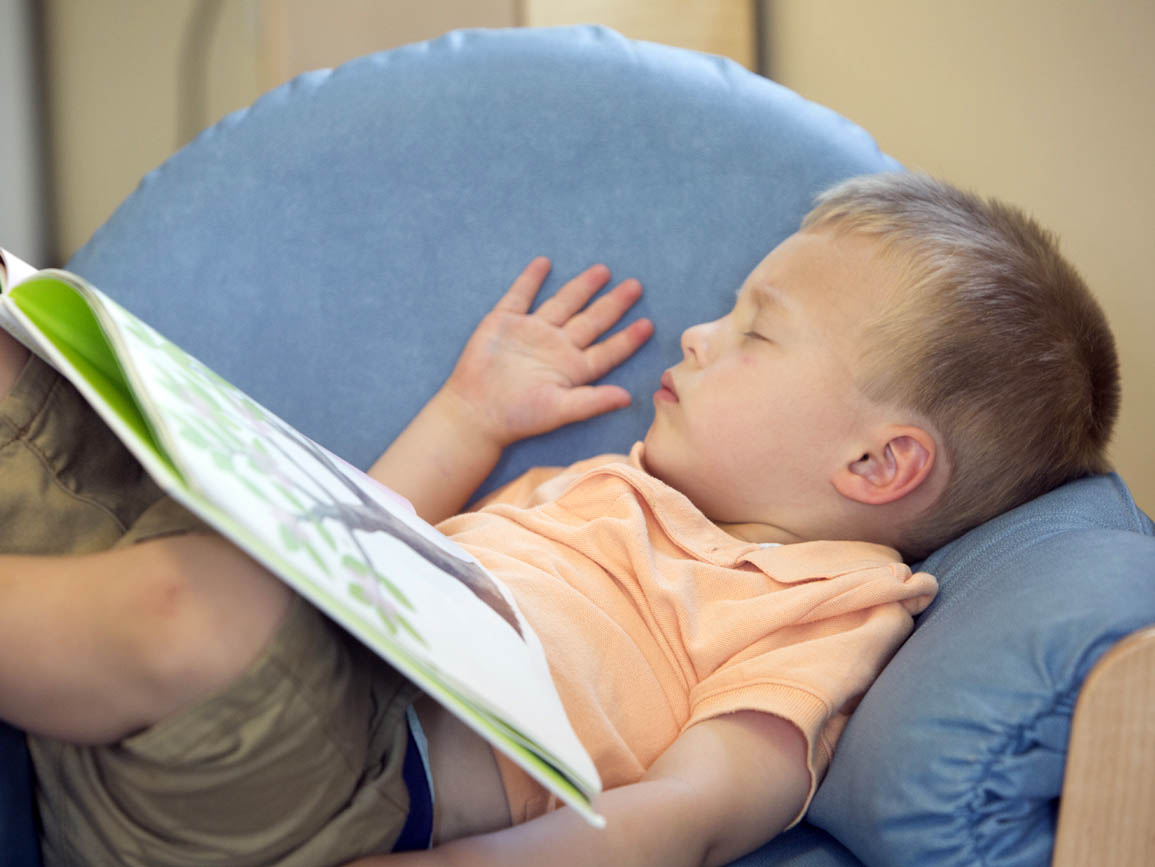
[565,278,644,348]
[494,257,552,314]
[533,264,611,325]
[556,384,633,426]
[582,317,654,381]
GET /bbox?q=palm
[446,259,653,445]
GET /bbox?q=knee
[119,534,293,729]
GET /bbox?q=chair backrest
[55,25,1155,867]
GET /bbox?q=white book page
[0,247,40,290]
[81,287,602,814]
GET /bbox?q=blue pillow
[808,473,1155,866]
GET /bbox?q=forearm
[345,711,808,867]
[349,778,711,867]
[368,386,505,524]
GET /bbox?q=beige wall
[255,0,516,93]
[42,0,510,261]
[42,1,258,261]
[765,0,1154,511]
[522,0,755,68]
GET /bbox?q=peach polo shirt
[438,444,937,824]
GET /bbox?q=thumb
[558,385,632,426]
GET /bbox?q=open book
[0,249,603,826]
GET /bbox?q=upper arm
[644,710,811,867]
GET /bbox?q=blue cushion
[809,473,1155,866]
[67,25,899,498]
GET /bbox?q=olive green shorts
[31,595,420,866]
[4,356,420,865]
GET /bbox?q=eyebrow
[741,282,790,314]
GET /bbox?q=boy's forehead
[737,231,909,355]
[752,229,896,304]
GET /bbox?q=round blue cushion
[67,25,899,499]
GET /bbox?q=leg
[31,590,420,866]
[0,533,291,743]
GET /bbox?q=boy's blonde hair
[803,172,1120,561]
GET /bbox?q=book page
[0,247,40,291]
[8,273,603,824]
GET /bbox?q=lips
[654,370,679,403]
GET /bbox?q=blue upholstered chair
[4,26,1153,866]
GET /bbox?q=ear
[832,426,937,506]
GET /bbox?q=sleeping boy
[0,172,1119,866]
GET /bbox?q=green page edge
[9,275,179,480]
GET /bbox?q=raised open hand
[443,257,653,447]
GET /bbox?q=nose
[680,320,713,365]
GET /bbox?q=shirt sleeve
[684,562,937,827]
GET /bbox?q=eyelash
[734,292,772,343]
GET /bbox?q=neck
[715,520,803,546]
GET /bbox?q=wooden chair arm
[1053,626,1155,866]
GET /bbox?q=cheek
[684,390,769,471]
[695,363,768,431]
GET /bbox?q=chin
[639,431,668,481]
